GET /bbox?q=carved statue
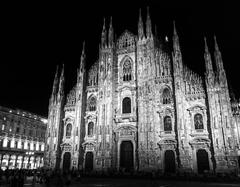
[66,124,72,137]
[194,113,203,129]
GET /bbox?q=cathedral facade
[44,9,240,175]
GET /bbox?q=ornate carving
[158,139,177,150]
[117,30,135,53]
[120,127,133,136]
[189,138,211,149]
[61,143,72,152]
[65,88,76,107]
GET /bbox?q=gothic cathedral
[45,9,240,175]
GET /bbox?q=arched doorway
[197,149,210,174]
[85,152,93,171]
[62,152,71,171]
[120,141,133,172]
[164,150,176,174]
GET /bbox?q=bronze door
[120,141,133,172]
[197,149,210,174]
[85,152,93,171]
[164,150,176,174]
[62,152,71,171]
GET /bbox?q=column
[21,156,24,169]
[0,154,3,168]
[30,156,34,169]
[15,155,18,168]
[0,154,2,166]
[28,156,30,169]
[36,157,40,168]
[19,156,23,169]
[7,154,11,169]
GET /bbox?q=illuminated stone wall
[45,10,240,175]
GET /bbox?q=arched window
[164,116,172,131]
[88,96,96,111]
[66,123,72,137]
[194,113,204,129]
[88,122,94,137]
[163,88,171,104]
[122,97,131,114]
[123,60,132,81]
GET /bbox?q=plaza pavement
[19,177,240,187]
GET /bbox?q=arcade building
[0,106,47,170]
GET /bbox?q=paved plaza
[17,177,240,187]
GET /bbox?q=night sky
[1,1,239,117]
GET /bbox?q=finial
[82,41,85,55]
[54,65,59,78]
[61,64,64,75]
[103,18,106,30]
[214,35,219,51]
[204,37,209,53]
[173,20,177,36]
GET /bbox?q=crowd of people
[0,168,81,187]
[0,167,239,186]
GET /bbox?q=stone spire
[173,21,180,53]
[101,18,107,47]
[58,64,65,96]
[80,41,85,72]
[146,7,152,38]
[138,8,144,39]
[204,37,214,75]
[51,65,59,97]
[172,21,183,75]
[108,17,114,47]
[214,35,224,72]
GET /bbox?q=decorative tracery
[123,60,132,81]
[88,96,97,111]
[163,88,171,104]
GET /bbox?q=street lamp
[26,151,34,155]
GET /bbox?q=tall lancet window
[164,116,172,131]
[88,96,97,111]
[122,97,131,114]
[162,88,171,104]
[66,123,72,137]
[194,113,204,130]
[123,60,132,81]
[88,122,94,137]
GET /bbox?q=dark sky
[1,1,239,117]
